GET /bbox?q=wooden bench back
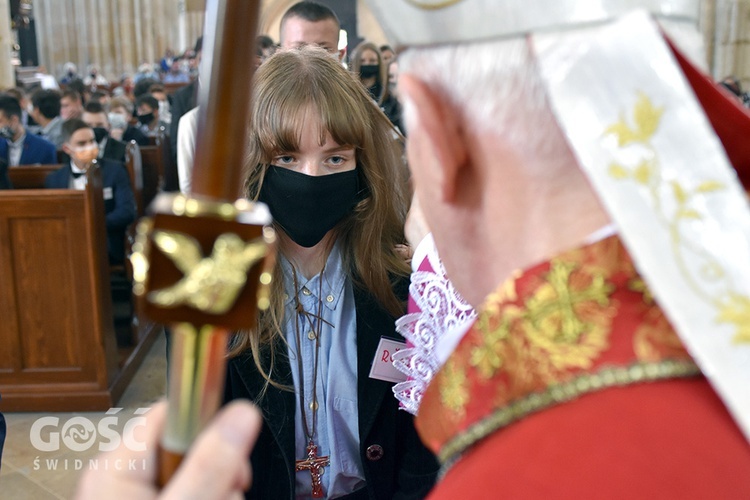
[156,127,179,192]
[123,141,145,216]
[8,164,63,189]
[138,145,159,209]
[142,127,179,193]
[0,167,120,411]
[163,82,191,95]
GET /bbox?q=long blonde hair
[231,47,410,389]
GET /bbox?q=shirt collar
[10,130,26,147]
[41,116,60,134]
[281,241,347,312]
[70,161,86,174]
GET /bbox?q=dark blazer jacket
[44,160,137,263]
[224,282,438,499]
[122,126,149,146]
[0,131,56,165]
[0,400,5,472]
[101,137,128,164]
[0,158,10,189]
[169,80,198,166]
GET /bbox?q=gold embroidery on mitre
[522,259,616,374]
[716,293,750,344]
[605,93,750,344]
[605,92,663,150]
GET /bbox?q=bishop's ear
[399,74,468,204]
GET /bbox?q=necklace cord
[291,264,329,442]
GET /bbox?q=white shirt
[281,243,365,498]
[177,107,198,195]
[69,161,88,190]
[97,137,108,159]
[8,131,25,166]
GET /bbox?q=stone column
[178,0,187,56]
[0,0,14,88]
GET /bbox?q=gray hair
[398,38,568,175]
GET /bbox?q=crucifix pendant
[295,440,330,498]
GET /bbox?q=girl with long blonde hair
[224,46,437,499]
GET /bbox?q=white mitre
[367,0,750,442]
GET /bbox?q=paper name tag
[103,187,113,200]
[369,337,408,383]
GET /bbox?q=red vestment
[417,235,750,498]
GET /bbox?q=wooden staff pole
[128,0,268,488]
[192,0,260,200]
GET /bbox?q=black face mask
[359,64,379,79]
[137,112,154,125]
[93,127,108,143]
[258,165,361,247]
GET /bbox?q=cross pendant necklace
[295,440,330,498]
[291,265,331,498]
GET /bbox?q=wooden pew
[142,126,179,194]
[123,141,145,216]
[8,164,63,189]
[156,127,179,192]
[139,142,163,208]
[0,167,159,411]
[163,82,191,95]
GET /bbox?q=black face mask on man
[0,125,15,140]
[92,127,109,143]
[258,165,361,247]
[137,112,154,125]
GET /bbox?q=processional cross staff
[128,0,274,487]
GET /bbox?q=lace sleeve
[392,234,476,415]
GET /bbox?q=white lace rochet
[392,234,476,415]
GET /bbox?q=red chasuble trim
[416,235,699,467]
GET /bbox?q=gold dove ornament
[148,230,270,315]
[132,193,276,327]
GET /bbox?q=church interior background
[1,0,750,498]
[2,1,750,88]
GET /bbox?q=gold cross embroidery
[525,260,613,344]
